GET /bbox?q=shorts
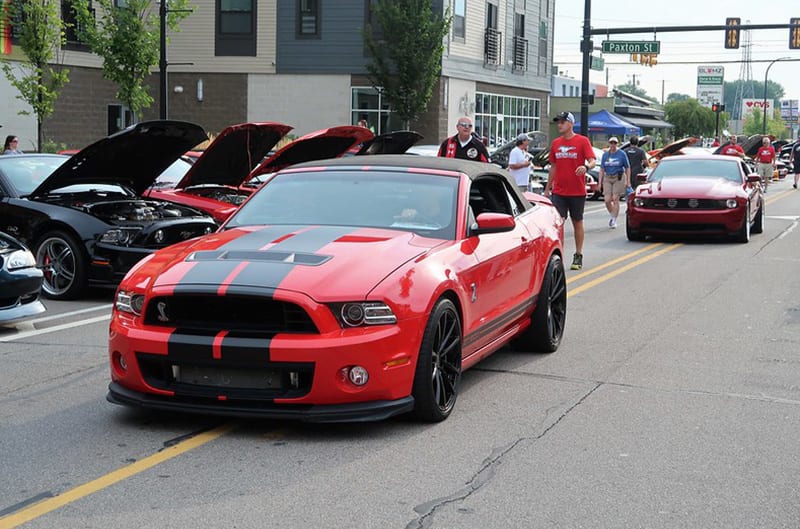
[602,175,626,197]
[550,194,585,221]
[756,163,773,180]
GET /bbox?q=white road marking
[0,314,110,343]
[778,220,798,240]
[26,304,113,325]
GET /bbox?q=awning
[619,115,674,129]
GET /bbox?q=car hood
[149,225,440,299]
[638,177,744,199]
[247,126,374,179]
[31,121,208,197]
[174,122,293,189]
[650,137,698,160]
[355,130,423,155]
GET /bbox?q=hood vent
[188,250,330,266]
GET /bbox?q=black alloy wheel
[410,298,462,422]
[513,253,567,353]
[35,231,88,300]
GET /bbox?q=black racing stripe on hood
[229,226,356,287]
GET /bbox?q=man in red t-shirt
[545,111,596,270]
[720,136,745,157]
[754,136,776,192]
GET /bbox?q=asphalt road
[1,179,799,528]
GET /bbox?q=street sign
[590,55,604,71]
[697,66,724,108]
[601,40,660,54]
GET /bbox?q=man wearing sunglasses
[437,117,490,162]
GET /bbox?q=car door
[460,174,536,355]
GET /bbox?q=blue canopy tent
[573,109,641,136]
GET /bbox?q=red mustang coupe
[627,154,764,243]
[107,156,566,423]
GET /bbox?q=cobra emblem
[156,301,170,322]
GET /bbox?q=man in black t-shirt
[790,141,800,189]
[623,135,647,186]
[437,117,490,162]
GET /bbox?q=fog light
[348,366,369,386]
[726,198,738,208]
[112,351,127,375]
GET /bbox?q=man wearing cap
[437,117,490,162]
[599,136,630,229]
[545,111,596,270]
[508,133,532,191]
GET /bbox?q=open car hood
[355,130,423,155]
[31,121,207,197]
[247,126,374,179]
[650,137,698,160]
[174,122,293,189]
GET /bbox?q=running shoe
[571,253,583,270]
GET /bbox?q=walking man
[790,141,800,189]
[623,135,647,190]
[598,137,630,229]
[437,117,490,162]
[544,111,596,270]
[719,135,745,158]
[754,137,776,193]
[508,133,532,192]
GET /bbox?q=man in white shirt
[508,133,532,192]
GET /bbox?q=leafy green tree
[363,0,451,126]
[666,93,691,103]
[1,0,70,152]
[68,0,192,117]
[742,107,788,138]
[664,98,715,138]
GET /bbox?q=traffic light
[725,17,741,49]
[649,55,658,67]
[791,18,800,50]
[630,53,639,63]
[711,103,719,112]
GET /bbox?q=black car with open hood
[0,120,217,300]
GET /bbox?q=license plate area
[172,365,283,390]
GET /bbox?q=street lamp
[762,56,791,134]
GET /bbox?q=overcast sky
[553,0,800,104]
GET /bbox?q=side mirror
[746,174,761,184]
[636,172,648,184]
[471,212,515,235]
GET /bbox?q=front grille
[137,352,313,400]
[144,295,318,334]
[640,198,727,210]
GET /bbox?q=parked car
[0,231,45,325]
[488,130,548,168]
[405,144,442,157]
[627,154,764,243]
[354,130,423,155]
[0,121,218,300]
[145,122,294,223]
[107,155,567,423]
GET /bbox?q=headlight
[100,227,142,246]
[331,302,397,327]
[633,198,645,207]
[6,249,36,271]
[725,198,738,208]
[115,290,145,316]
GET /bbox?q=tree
[363,0,451,127]
[742,107,788,138]
[664,98,715,138]
[666,93,691,103]
[1,0,70,152]
[69,0,192,117]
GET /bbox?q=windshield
[151,158,193,189]
[227,169,460,239]
[650,159,742,183]
[0,156,68,196]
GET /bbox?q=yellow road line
[0,423,237,529]
[566,243,664,284]
[765,188,795,204]
[568,243,683,298]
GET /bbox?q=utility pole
[579,0,592,138]
[159,0,167,119]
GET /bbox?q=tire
[751,199,764,234]
[513,253,567,353]
[35,230,88,300]
[734,203,751,243]
[626,220,644,241]
[410,298,462,422]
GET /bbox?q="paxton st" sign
[601,40,661,54]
